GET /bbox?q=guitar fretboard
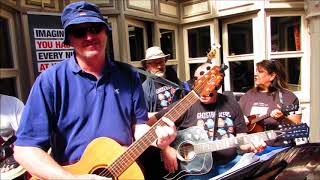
[251,114,270,124]
[107,91,200,177]
[194,130,277,154]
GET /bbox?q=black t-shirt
[154,82,176,112]
[156,93,247,164]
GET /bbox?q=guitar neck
[250,104,298,124]
[250,114,270,124]
[108,91,199,177]
[194,130,277,154]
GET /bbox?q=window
[229,60,254,92]
[128,25,145,62]
[189,63,202,80]
[0,17,13,68]
[268,13,306,96]
[271,16,301,52]
[0,11,21,98]
[183,22,214,81]
[160,28,175,59]
[126,19,148,65]
[277,58,301,91]
[227,20,253,56]
[222,17,255,92]
[187,26,210,58]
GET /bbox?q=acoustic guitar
[163,123,309,180]
[246,104,299,133]
[31,63,228,179]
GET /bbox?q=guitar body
[164,126,212,180]
[0,164,26,180]
[247,115,264,133]
[64,137,144,179]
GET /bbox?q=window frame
[266,11,309,102]
[222,14,258,92]
[125,18,148,67]
[182,20,216,80]
[0,9,22,98]
[157,23,179,66]
[107,16,119,61]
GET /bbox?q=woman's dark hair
[256,59,288,92]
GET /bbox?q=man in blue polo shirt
[13,1,176,179]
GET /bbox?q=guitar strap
[132,66,185,90]
[213,95,220,140]
[278,90,284,107]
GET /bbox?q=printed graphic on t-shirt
[155,85,176,110]
[195,111,234,141]
[250,102,269,117]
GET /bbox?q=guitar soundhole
[92,168,114,179]
[178,142,195,161]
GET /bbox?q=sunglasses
[146,59,166,65]
[69,24,104,38]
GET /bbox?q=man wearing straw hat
[141,46,186,116]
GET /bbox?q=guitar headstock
[281,104,299,115]
[206,44,221,63]
[277,123,309,141]
[193,44,226,97]
[193,64,228,97]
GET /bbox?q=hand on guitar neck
[246,104,299,133]
[270,105,285,119]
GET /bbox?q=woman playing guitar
[238,60,301,147]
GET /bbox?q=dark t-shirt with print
[154,82,177,111]
[239,88,299,128]
[156,93,247,164]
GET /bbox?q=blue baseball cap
[61,1,111,45]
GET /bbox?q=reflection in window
[0,17,13,68]
[128,25,144,61]
[160,29,175,59]
[229,60,254,92]
[271,16,301,52]
[228,20,253,56]
[277,58,301,91]
[187,26,210,58]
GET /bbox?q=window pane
[228,20,253,55]
[0,17,13,68]
[271,16,301,52]
[189,63,202,80]
[0,77,17,96]
[229,60,254,92]
[187,26,210,58]
[128,25,144,61]
[277,58,301,91]
[160,29,175,59]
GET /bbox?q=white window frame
[266,11,309,102]
[182,20,216,80]
[222,13,259,92]
[0,8,22,98]
[125,18,147,67]
[157,23,179,66]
